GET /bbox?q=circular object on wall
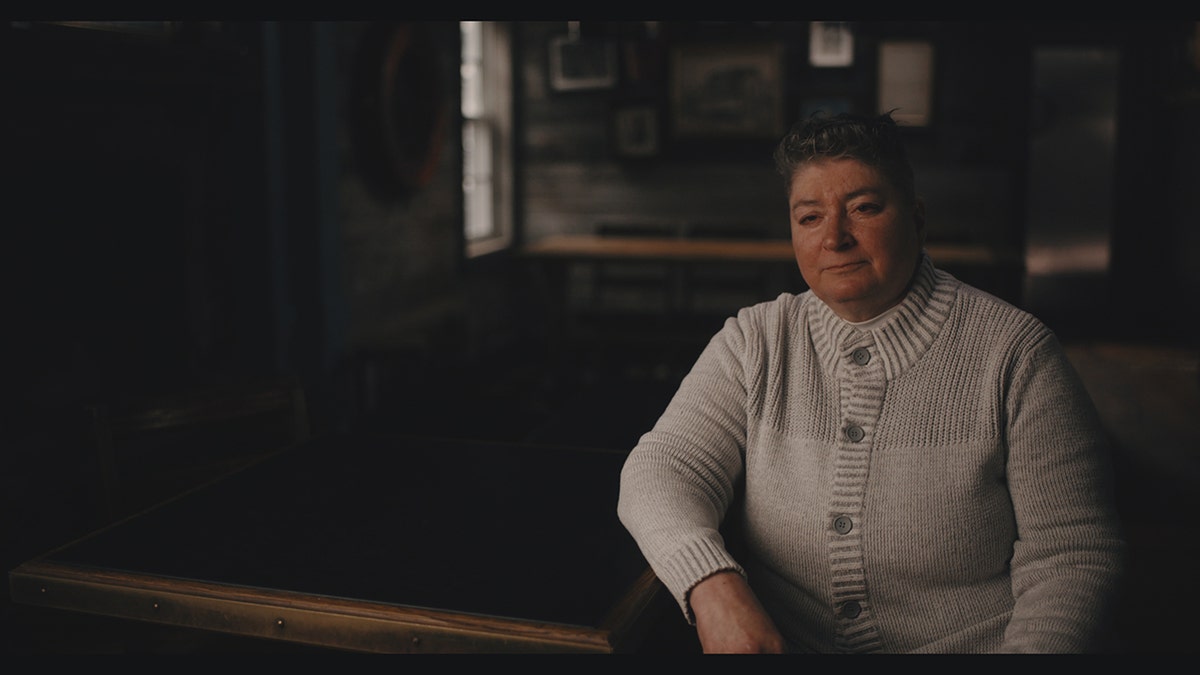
[348,22,449,203]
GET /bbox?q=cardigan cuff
[656,535,745,623]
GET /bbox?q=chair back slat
[88,377,310,526]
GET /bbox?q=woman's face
[788,157,926,322]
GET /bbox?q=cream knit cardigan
[617,254,1124,653]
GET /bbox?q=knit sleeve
[616,311,756,622]
[998,328,1125,652]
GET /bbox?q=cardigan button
[840,600,862,619]
[852,347,870,365]
[833,515,853,534]
[845,425,865,442]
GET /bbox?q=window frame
[461,21,514,259]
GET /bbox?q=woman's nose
[821,214,854,250]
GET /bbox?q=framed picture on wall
[613,105,660,158]
[549,34,618,91]
[670,42,785,139]
[877,40,935,127]
[809,21,855,68]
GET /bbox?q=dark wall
[6,23,273,420]
[3,21,468,435]
[1108,22,1200,343]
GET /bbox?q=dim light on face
[788,158,925,322]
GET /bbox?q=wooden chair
[87,376,310,526]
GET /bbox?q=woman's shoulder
[747,289,811,314]
[726,291,811,328]
[698,292,816,357]
[948,276,1057,345]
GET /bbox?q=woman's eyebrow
[791,187,885,207]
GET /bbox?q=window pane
[463,120,494,241]
[461,21,512,257]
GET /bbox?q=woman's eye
[854,203,882,215]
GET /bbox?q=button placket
[826,334,884,651]
[844,344,871,445]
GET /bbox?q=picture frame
[876,40,935,127]
[670,42,785,139]
[613,105,660,158]
[809,21,855,68]
[549,35,618,92]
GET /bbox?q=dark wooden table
[8,435,664,653]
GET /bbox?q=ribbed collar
[809,253,957,379]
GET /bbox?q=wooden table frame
[8,435,667,653]
[9,558,663,653]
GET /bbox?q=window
[461,21,514,258]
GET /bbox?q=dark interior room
[3,20,1198,654]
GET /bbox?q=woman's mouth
[825,261,865,273]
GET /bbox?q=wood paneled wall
[515,22,1029,251]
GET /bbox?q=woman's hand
[689,570,787,653]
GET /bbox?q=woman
[617,112,1124,653]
